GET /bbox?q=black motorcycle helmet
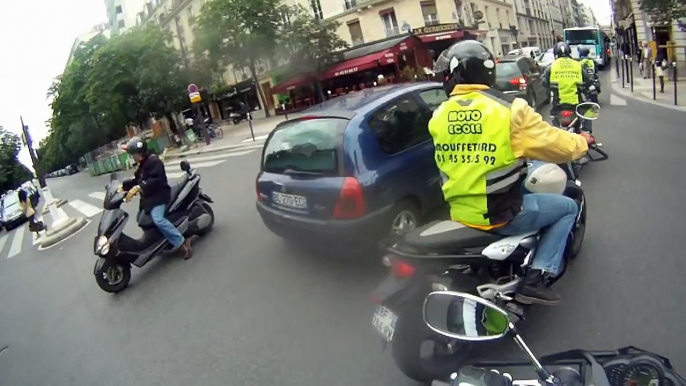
[554,42,572,58]
[126,137,148,156]
[578,47,590,58]
[433,40,496,96]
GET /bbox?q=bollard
[247,112,256,141]
[629,58,634,93]
[615,57,620,78]
[673,62,678,106]
[652,64,657,100]
[282,104,289,120]
[621,57,626,88]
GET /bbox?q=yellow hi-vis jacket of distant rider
[580,57,595,73]
[429,84,588,230]
[549,57,584,105]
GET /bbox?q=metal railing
[385,27,400,37]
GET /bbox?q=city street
[1,71,685,385]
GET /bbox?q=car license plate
[272,192,307,209]
[372,306,398,342]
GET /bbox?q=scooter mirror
[180,160,191,172]
[423,291,511,341]
[575,102,600,120]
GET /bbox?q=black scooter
[93,161,215,293]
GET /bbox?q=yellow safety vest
[550,58,584,105]
[429,91,525,226]
[580,58,595,73]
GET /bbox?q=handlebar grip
[431,381,450,386]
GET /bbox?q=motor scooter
[92,160,215,293]
[423,291,686,386]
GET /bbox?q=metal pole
[621,57,626,88]
[245,94,255,141]
[629,56,634,93]
[20,117,45,189]
[652,63,656,100]
[674,62,678,106]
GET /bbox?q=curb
[39,217,88,249]
[611,78,686,112]
[164,139,266,161]
[42,199,68,214]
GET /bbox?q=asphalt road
[1,70,685,385]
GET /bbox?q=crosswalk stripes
[0,233,8,256]
[69,200,103,218]
[89,192,106,200]
[164,144,262,179]
[8,226,25,259]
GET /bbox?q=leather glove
[124,185,141,202]
[117,185,124,193]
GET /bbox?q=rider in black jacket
[123,137,193,259]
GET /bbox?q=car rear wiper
[283,168,323,176]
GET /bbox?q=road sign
[187,84,198,93]
[189,92,201,103]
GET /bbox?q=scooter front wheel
[95,260,131,293]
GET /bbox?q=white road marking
[89,191,106,200]
[0,233,8,255]
[8,227,25,259]
[242,135,269,143]
[166,149,257,165]
[610,94,627,106]
[69,199,103,218]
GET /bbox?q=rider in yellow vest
[430,41,590,305]
[579,47,596,74]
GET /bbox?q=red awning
[320,49,396,80]
[417,30,465,43]
[272,73,313,94]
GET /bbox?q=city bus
[563,27,609,69]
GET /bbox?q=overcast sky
[0,0,106,167]
[0,0,611,168]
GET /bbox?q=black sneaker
[515,269,561,305]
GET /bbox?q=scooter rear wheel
[95,261,131,293]
[196,202,215,235]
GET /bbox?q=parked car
[1,193,27,231]
[493,56,549,109]
[536,49,555,71]
[256,83,449,245]
[507,46,542,59]
[65,164,79,175]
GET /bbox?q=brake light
[392,259,416,278]
[561,110,574,117]
[509,76,528,90]
[332,177,366,219]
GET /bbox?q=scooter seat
[137,210,186,229]
[405,220,504,251]
[168,176,188,207]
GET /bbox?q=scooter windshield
[103,173,126,210]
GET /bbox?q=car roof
[301,82,443,118]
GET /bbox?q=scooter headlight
[96,235,110,256]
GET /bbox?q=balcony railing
[352,37,365,46]
[424,16,439,26]
[385,27,400,37]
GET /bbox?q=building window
[118,19,125,28]
[347,20,364,46]
[310,0,323,20]
[421,1,439,26]
[529,20,534,33]
[116,5,123,14]
[381,10,399,37]
[343,0,357,11]
[485,6,490,28]
[505,10,509,24]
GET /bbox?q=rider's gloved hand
[452,366,512,386]
[124,185,140,202]
[579,132,596,146]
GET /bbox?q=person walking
[642,42,652,79]
[18,189,46,236]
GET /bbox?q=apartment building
[105,0,147,35]
[513,0,555,49]
[579,4,597,27]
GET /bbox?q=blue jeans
[150,205,185,249]
[494,194,578,276]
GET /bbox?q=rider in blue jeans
[123,137,193,259]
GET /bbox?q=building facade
[105,0,147,35]
[65,24,111,69]
[579,4,597,27]
[513,0,555,49]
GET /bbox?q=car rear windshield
[262,118,345,175]
[496,62,521,78]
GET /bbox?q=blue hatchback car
[256,83,449,244]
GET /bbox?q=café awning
[272,73,313,94]
[320,49,396,80]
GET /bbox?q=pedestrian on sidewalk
[642,42,652,79]
[655,50,668,93]
[18,189,46,236]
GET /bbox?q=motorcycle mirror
[575,102,600,120]
[423,291,511,341]
[180,160,191,172]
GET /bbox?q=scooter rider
[430,41,591,305]
[545,42,595,132]
[123,137,193,259]
[578,47,600,94]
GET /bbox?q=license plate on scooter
[372,306,398,342]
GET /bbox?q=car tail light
[509,76,528,90]
[391,259,416,278]
[332,177,366,219]
[561,110,574,118]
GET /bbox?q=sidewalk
[611,60,686,112]
[163,111,306,161]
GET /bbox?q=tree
[0,128,33,192]
[195,0,284,117]
[278,5,349,102]
[639,0,686,23]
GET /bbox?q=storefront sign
[399,42,409,51]
[412,23,460,36]
[334,67,359,77]
[384,52,395,64]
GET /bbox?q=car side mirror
[180,160,191,172]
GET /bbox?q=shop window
[310,0,323,20]
[421,1,439,26]
[348,20,364,46]
[418,88,448,111]
[381,10,399,37]
[343,0,357,11]
[368,96,432,154]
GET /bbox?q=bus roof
[564,27,599,30]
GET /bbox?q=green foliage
[639,0,686,23]
[42,26,190,172]
[0,128,33,192]
[194,0,284,117]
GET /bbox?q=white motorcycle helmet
[523,162,567,195]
